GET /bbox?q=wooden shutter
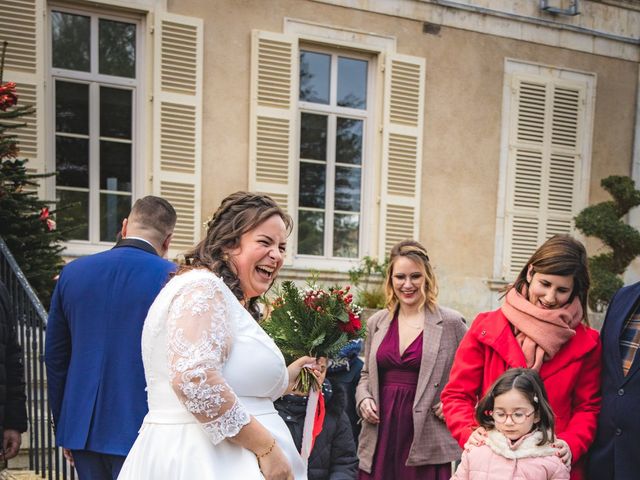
[152,12,203,256]
[249,30,297,264]
[503,74,585,277]
[378,53,425,259]
[1,0,45,191]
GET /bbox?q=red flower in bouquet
[339,311,362,334]
[332,287,362,334]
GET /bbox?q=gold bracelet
[255,439,276,459]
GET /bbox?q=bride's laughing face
[228,214,288,300]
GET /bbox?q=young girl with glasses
[452,368,569,479]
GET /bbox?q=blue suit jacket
[45,240,175,456]
[588,281,640,480]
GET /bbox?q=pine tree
[575,175,640,311]
[0,41,66,307]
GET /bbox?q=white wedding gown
[118,269,307,479]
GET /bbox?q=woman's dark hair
[509,234,590,325]
[178,192,292,320]
[384,240,438,313]
[476,368,555,446]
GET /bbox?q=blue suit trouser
[71,450,126,480]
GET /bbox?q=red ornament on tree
[39,207,57,231]
[0,81,17,111]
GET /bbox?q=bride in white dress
[118,192,316,480]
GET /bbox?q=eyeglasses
[490,410,536,424]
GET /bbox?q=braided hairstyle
[178,192,292,320]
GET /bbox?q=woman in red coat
[441,235,601,480]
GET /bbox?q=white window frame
[247,20,398,271]
[492,58,596,282]
[46,4,146,256]
[293,45,377,271]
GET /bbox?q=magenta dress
[359,315,451,480]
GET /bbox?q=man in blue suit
[589,282,640,479]
[45,196,177,480]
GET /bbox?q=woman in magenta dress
[355,240,467,479]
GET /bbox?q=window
[495,60,595,279]
[50,9,139,243]
[249,30,425,268]
[297,49,370,259]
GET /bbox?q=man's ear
[121,218,129,238]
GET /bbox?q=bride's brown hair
[179,192,292,320]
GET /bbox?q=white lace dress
[118,269,307,479]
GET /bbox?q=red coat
[441,309,601,480]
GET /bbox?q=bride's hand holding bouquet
[285,355,321,395]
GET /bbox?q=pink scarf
[501,288,583,371]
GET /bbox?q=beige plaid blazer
[355,305,467,472]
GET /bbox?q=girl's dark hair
[476,368,555,446]
[509,234,590,325]
[178,192,292,320]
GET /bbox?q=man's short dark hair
[129,196,177,238]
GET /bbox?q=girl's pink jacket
[452,430,570,480]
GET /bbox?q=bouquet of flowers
[263,280,365,393]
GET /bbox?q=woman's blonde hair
[384,240,438,313]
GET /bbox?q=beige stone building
[2,0,639,319]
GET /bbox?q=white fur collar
[485,429,557,460]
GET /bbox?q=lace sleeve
[167,277,250,444]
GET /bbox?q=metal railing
[0,237,74,480]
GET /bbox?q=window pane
[99,19,136,78]
[100,193,131,242]
[337,57,367,109]
[100,141,132,192]
[300,51,330,104]
[101,87,132,139]
[298,162,326,209]
[336,118,363,165]
[56,81,89,135]
[52,11,90,71]
[300,113,327,160]
[56,136,89,188]
[335,166,361,212]
[298,210,324,256]
[333,214,359,258]
[56,189,89,240]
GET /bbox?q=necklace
[399,314,423,329]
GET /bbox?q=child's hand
[553,439,572,466]
[464,427,487,451]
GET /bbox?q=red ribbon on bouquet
[301,388,326,462]
[310,391,325,451]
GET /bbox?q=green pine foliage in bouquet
[263,280,365,392]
